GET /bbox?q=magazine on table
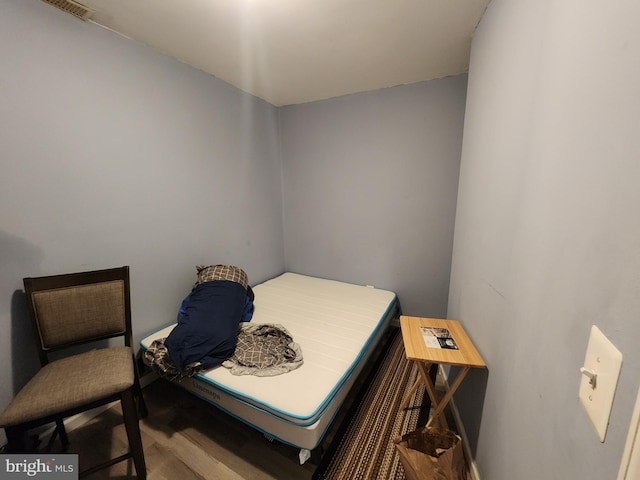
[420,326,459,350]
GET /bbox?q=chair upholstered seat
[0,346,134,427]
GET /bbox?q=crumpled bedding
[145,265,252,379]
[222,323,304,377]
[144,265,303,380]
[145,323,303,380]
[144,337,204,381]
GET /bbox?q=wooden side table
[399,316,486,428]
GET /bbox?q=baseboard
[437,366,482,480]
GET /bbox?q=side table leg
[400,375,423,411]
[425,366,470,428]
[417,362,449,429]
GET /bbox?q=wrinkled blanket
[144,337,203,381]
[222,323,303,377]
[145,323,303,380]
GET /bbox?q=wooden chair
[0,266,147,478]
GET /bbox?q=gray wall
[0,0,284,426]
[449,0,640,478]
[280,78,467,316]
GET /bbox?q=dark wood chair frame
[4,266,148,479]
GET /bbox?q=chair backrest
[23,266,133,366]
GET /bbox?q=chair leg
[134,351,149,419]
[55,418,70,450]
[133,374,148,419]
[5,425,44,453]
[121,389,147,480]
[5,426,30,452]
[44,419,67,452]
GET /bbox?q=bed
[139,272,398,461]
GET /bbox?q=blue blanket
[165,280,247,370]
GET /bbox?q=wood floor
[49,379,324,480]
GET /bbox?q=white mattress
[140,272,398,450]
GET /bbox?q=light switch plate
[579,325,623,442]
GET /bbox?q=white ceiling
[75,0,490,106]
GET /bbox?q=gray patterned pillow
[195,264,248,290]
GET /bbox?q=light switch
[579,325,623,442]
